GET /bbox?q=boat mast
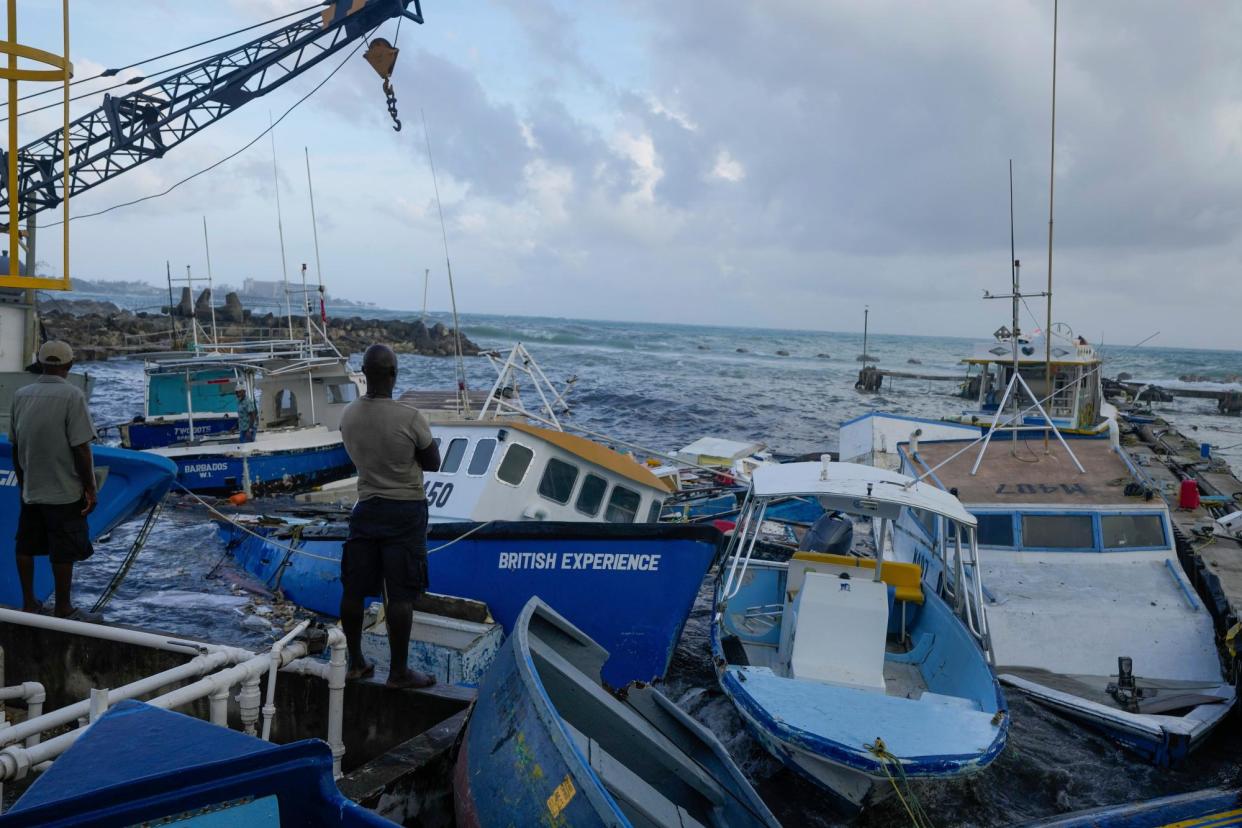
[269,112,293,341]
[862,306,869,365]
[1009,160,1019,451]
[422,108,469,415]
[165,260,179,349]
[201,216,218,346]
[421,267,429,322]
[1043,0,1059,453]
[304,146,326,347]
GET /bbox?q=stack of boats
[1,317,1238,825]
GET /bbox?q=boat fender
[229,492,248,506]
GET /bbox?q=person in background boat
[338,344,441,689]
[8,341,98,618]
[235,384,257,443]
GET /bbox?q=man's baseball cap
[234,383,246,393]
[37,340,73,366]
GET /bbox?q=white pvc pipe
[261,620,310,741]
[0,652,234,750]
[0,608,247,658]
[326,627,346,778]
[0,643,308,782]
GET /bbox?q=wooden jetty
[1117,413,1242,677]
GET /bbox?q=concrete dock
[1118,415,1242,678]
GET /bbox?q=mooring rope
[866,737,935,828]
[172,481,494,564]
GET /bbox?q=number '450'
[426,481,454,508]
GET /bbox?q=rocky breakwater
[36,291,479,361]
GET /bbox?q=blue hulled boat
[713,459,1007,810]
[143,352,362,496]
[220,519,722,687]
[455,598,778,828]
[1023,787,1242,828]
[1,700,393,827]
[0,438,176,608]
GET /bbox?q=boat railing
[722,500,768,600]
[938,519,994,663]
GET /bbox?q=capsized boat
[840,412,1236,765]
[455,598,779,828]
[2,700,394,827]
[220,520,722,687]
[0,438,177,608]
[713,458,1007,810]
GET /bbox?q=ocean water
[72,309,1242,826]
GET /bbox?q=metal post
[6,0,19,281]
[202,216,218,346]
[1044,0,1059,454]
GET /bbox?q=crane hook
[363,38,402,132]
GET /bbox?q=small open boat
[0,439,177,608]
[713,459,1007,811]
[455,598,778,828]
[2,700,393,826]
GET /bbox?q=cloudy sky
[12,1,1242,349]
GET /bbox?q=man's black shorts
[15,499,93,563]
[342,497,429,603]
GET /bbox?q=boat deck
[911,438,1135,506]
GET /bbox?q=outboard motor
[798,512,854,555]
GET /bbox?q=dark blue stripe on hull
[125,418,237,449]
[173,444,354,495]
[221,522,720,686]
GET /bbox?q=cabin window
[974,514,1015,547]
[327,382,358,404]
[605,486,641,523]
[575,473,607,517]
[538,458,579,504]
[1101,514,1165,549]
[1021,514,1093,549]
[441,438,468,474]
[468,439,497,476]
[911,508,936,539]
[497,444,534,486]
[647,500,663,523]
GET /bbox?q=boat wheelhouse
[840,412,1236,765]
[955,329,1113,436]
[712,459,1007,810]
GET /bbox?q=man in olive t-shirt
[338,344,441,688]
[8,341,98,618]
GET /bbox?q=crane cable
[43,25,379,228]
[0,3,319,109]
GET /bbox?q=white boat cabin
[309,419,673,524]
[957,331,1108,434]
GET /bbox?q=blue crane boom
[0,0,422,221]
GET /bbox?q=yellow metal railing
[0,0,72,291]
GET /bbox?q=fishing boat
[712,458,1007,811]
[455,598,778,828]
[1,700,394,827]
[839,412,1236,765]
[220,519,721,687]
[953,327,1116,437]
[0,438,177,609]
[142,349,362,495]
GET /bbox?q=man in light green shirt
[9,341,98,617]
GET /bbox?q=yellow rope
[866,737,935,828]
